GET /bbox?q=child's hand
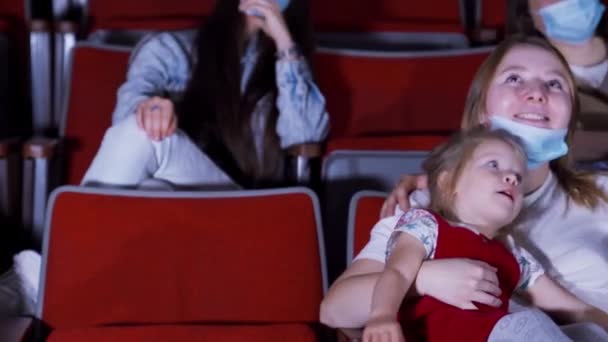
[363,315,405,342]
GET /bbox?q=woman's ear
[479,112,490,127]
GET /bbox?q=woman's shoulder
[131,30,197,64]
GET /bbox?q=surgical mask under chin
[538,0,605,44]
[490,116,568,169]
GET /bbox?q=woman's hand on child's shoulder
[136,96,177,141]
[363,314,406,342]
[380,174,428,218]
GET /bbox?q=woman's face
[483,44,573,130]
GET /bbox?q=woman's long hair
[177,0,315,188]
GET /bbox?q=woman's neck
[523,163,550,195]
[549,36,607,67]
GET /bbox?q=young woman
[512,0,608,162]
[82,0,329,189]
[321,35,608,330]
[363,128,608,342]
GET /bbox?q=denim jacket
[111,30,329,150]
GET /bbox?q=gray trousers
[488,308,608,342]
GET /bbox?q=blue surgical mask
[538,0,605,44]
[490,116,568,169]
[276,0,290,11]
[245,0,290,17]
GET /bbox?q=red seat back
[48,324,318,341]
[86,0,215,32]
[312,0,464,33]
[481,1,507,31]
[314,47,492,139]
[347,191,386,262]
[0,0,30,136]
[62,44,131,185]
[40,187,326,332]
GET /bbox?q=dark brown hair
[177,0,315,188]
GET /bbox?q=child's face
[452,139,526,231]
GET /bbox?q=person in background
[512,0,608,167]
[321,36,608,336]
[363,128,608,342]
[82,0,329,189]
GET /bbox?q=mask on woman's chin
[538,0,605,44]
[489,116,569,169]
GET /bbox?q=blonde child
[363,128,608,342]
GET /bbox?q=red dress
[399,212,520,342]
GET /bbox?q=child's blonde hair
[423,127,526,223]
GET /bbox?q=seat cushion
[48,324,317,342]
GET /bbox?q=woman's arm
[525,275,608,329]
[239,0,329,147]
[321,210,501,330]
[274,57,330,148]
[112,32,192,125]
[380,174,428,218]
[320,259,384,328]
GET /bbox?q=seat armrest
[22,137,61,159]
[30,20,50,33]
[0,138,20,158]
[287,142,322,159]
[337,327,363,342]
[286,142,322,185]
[57,20,78,34]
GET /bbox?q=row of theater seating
[0,0,506,255]
[0,1,510,287]
[0,183,391,340]
[49,0,507,136]
[0,1,570,339]
[0,185,388,340]
[14,43,495,279]
[0,0,507,140]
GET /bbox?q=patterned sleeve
[275,58,330,148]
[386,209,439,261]
[503,236,545,291]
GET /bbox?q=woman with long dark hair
[82,0,329,189]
